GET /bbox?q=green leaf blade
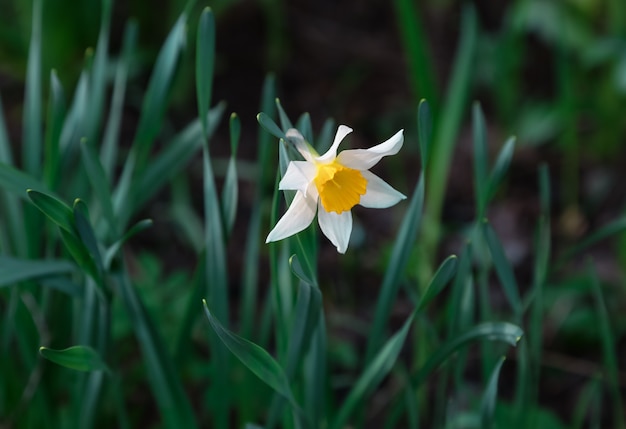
[27,190,75,234]
[132,104,225,212]
[486,136,516,203]
[412,322,523,388]
[22,0,43,177]
[417,99,432,170]
[257,112,287,140]
[0,256,76,287]
[482,220,523,317]
[481,357,506,429]
[101,20,137,179]
[196,7,215,135]
[418,254,458,311]
[332,312,415,429]
[39,345,110,372]
[79,139,117,233]
[43,70,66,190]
[472,102,488,215]
[366,171,424,362]
[202,301,304,416]
[132,13,187,170]
[221,113,240,236]
[116,272,198,429]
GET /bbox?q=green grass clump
[1,1,625,428]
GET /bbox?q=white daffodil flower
[266,125,406,253]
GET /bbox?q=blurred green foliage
[1,0,626,428]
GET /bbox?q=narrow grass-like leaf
[256,75,278,187]
[104,219,152,268]
[473,102,488,216]
[332,312,415,429]
[527,165,551,414]
[22,0,42,177]
[79,139,116,232]
[240,75,276,339]
[196,7,215,134]
[289,254,316,286]
[0,164,48,198]
[229,112,241,155]
[447,242,473,337]
[588,262,625,429]
[267,176,288,349]
[60,228,99,282]
[514,338,531,427]
[302,307,326,428]
[59,67,89,152]
[0,96,13,164]
[116,271,198,429]
[257,112,287,140]
[132,105,225,211]
[222,113,240,236]
[275,98,293,131]
[292,225,319,288]
[27,190,75,234]
[285,279,322,377]
[203,301,307,425]
[78,371,106,429]
[417,254,457,311]
[296,112,313,144]
[43,70,65,190]
[481,357,506,429]
[39,277,81,296]
[423,4,477,260]
[382,371,419,429]
[559,216,626,263]
[202,145,228,320]
[39,346,110,373]
[267,272,323,426]
[85,0,111,142]
[539,164,551,217]
[405,380,419,429]
[0,256,76,287]
[482,220,523,317]
[365,171,424,363]
[170,199,204,253]
[0,98,25,256]
[174,251,206,363]
[132,13,187,170]
[454,271,476,386]
[202,140,230,428]
[417,99,432,170]
[485,136,516,204]
[101,20,137,179]
[572,378,601,429]
[412,322,522,388]
[393,0,438,109]
[73,200,104,278]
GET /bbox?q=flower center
[314,160,367,214]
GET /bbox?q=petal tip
[338,124,353,134]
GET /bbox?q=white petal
[336,129,404,170]
[317,203,353,253]
[316,125,353,163]
[279,161,316,194]
[266,192,317,243]
[358,170,406,208]
[286,128,315,162]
